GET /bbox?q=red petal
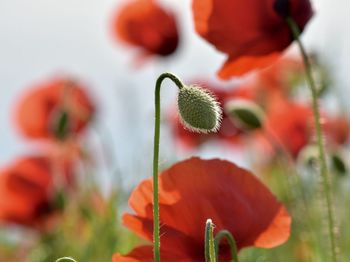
[125,157,291,254]
[192,0,313,77]
[218,53,281,79]
[14,77,95,139]
[113,0,178,56]
[0,156,53,225]
[113,245,196,262]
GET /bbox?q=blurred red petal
[15,77,95,140]
[218,53,281,79]
[192,0,313,78]
[113,0,179,57]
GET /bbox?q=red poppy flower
[192,0,313,78]
[0,156,62,226]
[256,55,304,94]
[112,0,179,57]
[263,99,313,157]
[113,157,291,261]
[15,77,95,140]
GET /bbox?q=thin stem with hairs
[153,73,184,262]
[286,17,337,262]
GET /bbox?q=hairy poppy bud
[225,99,264,130]
[177,85,222,133]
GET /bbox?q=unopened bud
[225,99,264,130]
[297,144,319,169]
[177,85,222,133]
[331,153,347,176]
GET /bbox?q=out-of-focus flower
[255,55,304,95]
[113,157,291,261]
[0,156,69,227]
[263,99,313,157]
[323,115,350,146]
[112,0,179,58]
[256,98,350,160]
[192,0,313,78]
[15,77,95,140]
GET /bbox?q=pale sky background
[0,0,349,188]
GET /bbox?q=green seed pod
[225,99,264,130]
[177,85,222,133]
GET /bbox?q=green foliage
[27,191,122,262]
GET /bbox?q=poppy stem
[286,17,337,261]
[214,230,239,262]
[153,73,184,262]
[205,219,217,262]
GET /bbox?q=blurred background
[1,0,350,261]
[1,0,350,189]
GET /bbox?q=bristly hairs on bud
[152,73,222,262]
[177,85,222,133]
[205,219,216,262]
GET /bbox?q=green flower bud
[177,85,222,133]
[331,153,347,176]
[297,144,319,169]
[225,99,264,130]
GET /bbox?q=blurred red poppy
[113,158,291,261]
[263,99,313,157]
[256,97,350,160]
[112,0,179,58]
[15,77,95,140]
[323,115,350,146]
[256,55,304,95]
[0,156,68,227]
[192,0,313,78]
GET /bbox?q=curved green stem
[55,258,77,262]
[205,219,216,262]
[286,17,337,261]
[214,230,239,262]
[153,73,184,262]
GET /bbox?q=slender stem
[286,17,337,261]
[205,219,216,262]
[214,230,239,262]
[55,258,77,262]
[153,72,184,262]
